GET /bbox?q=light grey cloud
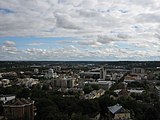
[55,13,81,30]
[136,13,160,23]
[3,41,16,47]
[0,0,160,60]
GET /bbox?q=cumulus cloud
[4,41,16,47]
[0,41,17,54]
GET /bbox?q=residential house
[0,79,11,87]
[108,104,131,120]
[82,89,105,99]
[0,95,16,104]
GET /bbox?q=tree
[83,85,93,94]
[17,88,31,98]
[78,99,99,115]
[99,95,116,118]
[91,84,99,90]
[71,113,90,120]
[144,106,159,120]
[35,98,60,120]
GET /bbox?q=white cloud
[3,41,16,47]
[27,42,46,46]
[0,41,17,54]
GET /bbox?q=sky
[0,0,160,61]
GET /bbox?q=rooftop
[108,104,129,114]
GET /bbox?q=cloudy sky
[0,0,160,61]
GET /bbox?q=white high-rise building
[48,69,54,78]
[34,68,39,74]
[45,69,57,79]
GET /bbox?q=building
[3,98,35,120]
[114,89,144,97]
[132,68,145,74]
[0,79,11,87]
[82,89,105,99]
[124,74,142,83]
[84,81,115,89]
[52,77,77,88]
[0,73,3,78]
[79,71,100,79]
[155,86,160,100]
[17,78,39,87]
[33,68,39,74]
[100,67,106,80]
[108,104,131,120]
[100,67,130,81]
[0,95,16,104]
[1,72,17,78]
[44,69,57,79]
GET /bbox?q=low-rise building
[124,74,142,83]
[114,89,145,95]
[84,81,115,89]
[132,68,145,74]
[0,79,11,87]
[155,86,160,100]
[108,104,131,120]
[3,98,35,120]
[44,69,58,79]
[0,95,16,104]
[52,77,77,88]
[82,89,105,99]
[17,78,39,87]
[1,72,17,78]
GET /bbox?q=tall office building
[100,67,106,80]
[48,69,54,78]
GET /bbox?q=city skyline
[0,0,160,61]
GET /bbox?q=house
[108,104,131,120]
[17,78,39,87]
[3,98,35,120]
[0,95,16,104]
[0,79,11,87]
[82,89,105,99]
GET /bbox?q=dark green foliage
[16,88,31,98]
[144,106,159,120]
[99,94,116,118]
[91,84,100,90]
[83,84,100,94]
[78,99,99,115]
[127,81,149,90]
[71,113,90,120]
[83,85,93,94]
